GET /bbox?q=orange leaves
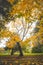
[10,63,12,65]
[0,30,12,38]
[21,39,29,47]
[11,34,21,42]
[9,0,27,17]
[6,39,16,48]
[0,29,21,48]
[6,34,21,48]
[9,0,43,22]
[7,0,14,5]
[0,0,43,50]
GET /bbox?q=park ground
[0,53,43,65]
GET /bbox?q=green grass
[14,52,43,56]
[0,52,43,56]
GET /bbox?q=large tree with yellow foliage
[0,0,43,55]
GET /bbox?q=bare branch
[22,22,32,40]
[21,17,26,40]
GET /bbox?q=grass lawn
[0,51,43,56]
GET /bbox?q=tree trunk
[11,48,14,55]
[11,42,23,56]
[16,42,23,56]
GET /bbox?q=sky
[0,38,9,48]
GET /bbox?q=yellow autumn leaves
[6,34,21,48]
[0,30,21,48]
[0,0,43,49]
[7,0,14,5]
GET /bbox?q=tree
[0,0,43,55]
[3,16,33,55]
[32,44,43,53]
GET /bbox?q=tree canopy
[0,0,43,54]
